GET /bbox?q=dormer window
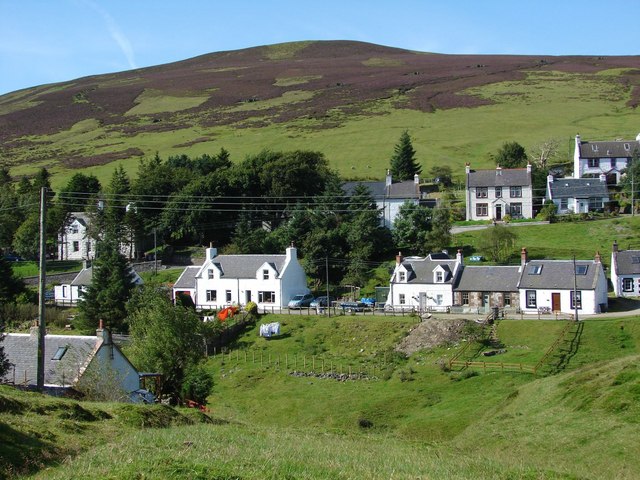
[591,144,598,152]
[208,269,214,279]
[624,143,630,151]
[263,269,269,280]
[435,271,444,283]
[398,271,406,282]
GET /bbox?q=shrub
[245,301,258,316]
[182,363,214,405]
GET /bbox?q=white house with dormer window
[172,245,309,309]
[385,251,464,311]
[573,134,639,185]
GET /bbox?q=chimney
[206,242,218,260]
[613,240,619,253]
[96,319,112,345]
[595,251,601,264]
[385,169,392,187]
[496,165,502,176]
[547,174,554,184]
[286,242,298,262]
[520,247,528,268]
[456,249,464,266]
[526,163,532,173]
[414,173,420,185]
[396,251,403,265]
[465,162,471,174]
[599,173,607,183]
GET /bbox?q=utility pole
[573,255,579,322]
[326,255,330,317]
[37,187,47,391]
[154,227,158,275]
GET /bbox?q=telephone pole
[36,187,47,391]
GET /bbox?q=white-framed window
[526,290,537,308]
[226,290,232,302]
[435,271,444,283]
[461,292,469,305]
[72,241,80,252]
[570,291,582,310]
[504,294,511,307]
[510,186,522,198]
[399,294,406,305]
[263,269,269,280]
[495,186,502,198]
[476,187,488,198]
[560,198,568,210]
[476,203,488,216]
[588,158,599,168]
[206,290,217,302]
[258,291,276,303]
[622,278,634,292]
[208,269,214,279]
[62,286,67,297]
[528,265,542,275]
[70,226,79,234]
[436,294,443,305]
[398,271,406,282]
[589,197,602,210]
[510,203,522,217]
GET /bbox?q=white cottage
[573,133,638,185]
[172,245,309,309]
[611,241,640,297]
[517,249,608,315]
[54,263,143,305]
[386,251,464,311]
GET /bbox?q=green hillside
[2,41,640,190]
[4,314,640,479]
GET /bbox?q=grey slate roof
[467,168,531,187]
[548,178,609,199]
[207,254,287,278]
[70,212,90,227]
[578,140,639,159]
[2,333,98,386]
[455,266,521,292]
[342,180,419,199]
[70,265,142,286]
[400,254,459,284]
[614,250,640,275]
[517,260,602,290]
[173,266,199,289]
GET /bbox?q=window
[226,290,232,302]
[208,269,214,279]
[262,269,269,280]
[528,265,542,275]
[70,226,79,234]
[52,346,68,361]
[476,203,488,216]
[504,294,511,307]
[575,265,588,275]
[510,186,522,198]
[510,203,522,217]
[588,158,599,168]
[62,286,67,297]
[399,294,406,305]
[560,198,568,210]
[495,187,502,198]
[476,187,488,198]
[435,271,444,283]
[206,290,217,302]
[72,241,80,252]
[461,292,469,305]
[624,143,630,151]
[436,294,443,305]
[526,290,537,308]
[258,291,276,303]
[398,271,406,282]
[589,197,601,210]
[570,291,582,310]
[622,278,634,292]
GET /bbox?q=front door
[245,291,251,304]
[495,205,502,220]
[551,292,561,312]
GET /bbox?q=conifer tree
[389,130,421,181]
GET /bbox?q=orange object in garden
[217,306,239,321]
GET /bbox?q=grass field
[3,314,639,479]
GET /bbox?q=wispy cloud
[80,0,137,69]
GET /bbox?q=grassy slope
[5,315,640,479]
[11,69,640,192]
[454,216,640,265]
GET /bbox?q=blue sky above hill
[1,0,638,95]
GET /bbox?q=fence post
[261,351,263,367]
[286,353,288,369]
[252,351,255,364]
[313,355,316,371]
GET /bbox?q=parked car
[3,253,23,262]
[339,301,367,312]
[288,293,315,309]
[310,296,335,308]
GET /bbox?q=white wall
[519,288,603,315]
[54,285,83,305]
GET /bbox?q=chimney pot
[396,251,403,265]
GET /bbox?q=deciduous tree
[492,141,528,169]
[478,224,518,263]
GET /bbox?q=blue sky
[1,0,638,96]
